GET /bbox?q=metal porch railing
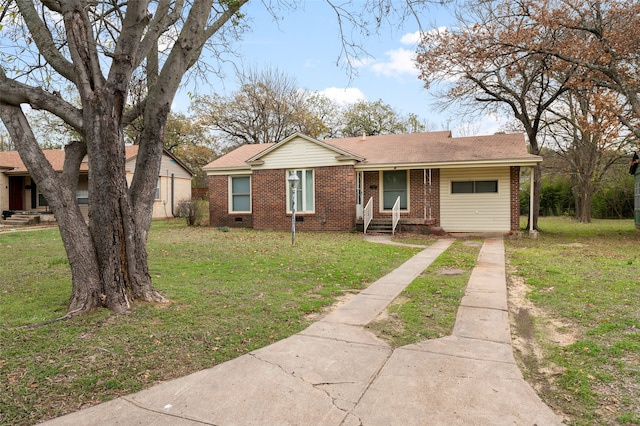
[392,196,401,235]
[363,197,373,234]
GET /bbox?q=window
[229,176,251,213]
[382,170,408,210]
[76,189,89,205]
[155,178,161,200]
[38,192,49,207]
[287,169,314,213]
[451,180,498,194]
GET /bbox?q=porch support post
[529,166,538,238]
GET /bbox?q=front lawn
[0,221,420,425]
[507,217,640,425]
[2,217,638,425]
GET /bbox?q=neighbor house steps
[0,213,41,226]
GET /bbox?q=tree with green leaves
[341,99,412,137]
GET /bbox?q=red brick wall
[510,166,520,231]
[252,166,356,231]
[361,169,440,226]
[208,175,253,228]
[210,166,450,232]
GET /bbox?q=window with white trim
[155,177,161,200]
[287,169,314,213]
[229,175,251,213]
[382,170,408,210]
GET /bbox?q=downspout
[171,173,175,217]
[529,167,537,238]
[429,168,432,220]
[423,169,427,221]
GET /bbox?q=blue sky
[172,2,508,136]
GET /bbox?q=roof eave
[246,132,362,163]
[354,157,542,171]
[205,166,253,176]
[335,154,365,162]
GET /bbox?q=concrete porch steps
[1,214,41,226]
[356,218,394,233]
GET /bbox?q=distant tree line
[189,67,433,151]
[520,149,635,220]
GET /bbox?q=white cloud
[452,113,509,136]
[346,56,375,69]
[400,31,421,45]
[477,112,509,135]
[319,87,366,105]
[370,48,419,77]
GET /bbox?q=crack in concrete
[122,396,220,425]
[248,352,360,416]
[297,331,389,348]
[398,343,516,365]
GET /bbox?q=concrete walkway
[43,237,562,425]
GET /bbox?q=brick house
[203,131,542,234]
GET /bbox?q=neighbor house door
[8,176,23,210]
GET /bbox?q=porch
[355,195,442,235]
[1,210,56,227]
[355,217,443,234]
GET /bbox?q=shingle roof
[0,146,141,174]
[204,143,276,170]
[203,131,540,170]
[329,132,535,165]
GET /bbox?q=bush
[176,199,209,226]
[520,176,574,217]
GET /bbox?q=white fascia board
[354,158,542,171]
[205,167,253,176]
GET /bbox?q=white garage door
[440,167,511,232]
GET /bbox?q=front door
[355,171,364,219]
[8,176,24,210]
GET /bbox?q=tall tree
[0,0,433,316]
[191,67,327,147]
[163,113,216,188]
[304,93,344,139]
[521,0,640,139]
[547,88,634,222]
[0,0,249,315]
[341,99,410,136]
[415,1,576,230]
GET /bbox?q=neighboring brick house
[0,146,193,221]
[203,131,542,234]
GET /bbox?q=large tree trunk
[1,0,247,316]
[573,174,594,224]
[83,93,164,313]
[0,104,103,314]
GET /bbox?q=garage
[440,167,511,232]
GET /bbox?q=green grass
[0,221,420,425]
[367,239,482,346]
[507,217,640,425]
[2,217,639,425]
